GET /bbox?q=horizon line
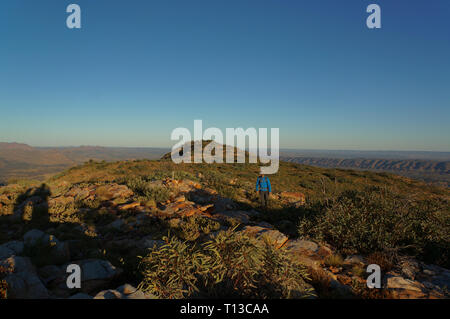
[2,141,450,154]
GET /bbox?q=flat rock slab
[241,226,288,249]
[213,210,252,224]
[284,239,319,254]
[94,184,134,201]
[385,275,424,292]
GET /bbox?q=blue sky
[0,0,449,150]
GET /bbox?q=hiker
[256,171,271,208]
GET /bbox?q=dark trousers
[259,191,269,207]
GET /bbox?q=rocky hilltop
[0,152,449,299]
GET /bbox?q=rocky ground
[0,177,449,299]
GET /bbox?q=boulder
[198,204,214,212]
[344,255,366,265]
[256,221,274,229]
[274,220,297,236]
[423,264,450,290]
[0,246,14,260]
[385,274,424,292]
[316,245,333,257]
[94,289,124,299]
[138,237,165,250]
[0,256,49,299]
[291,255,322,271]
[284,239,319,254]
[212,197,237,213]
[329,276,354,297]
[161,202,190,215]
[178,207,204,218]
[65,186,92,200]
[117,283,137,295]
[118,202,141,210]
[57,259,122,294]
[38,265,64,285]
[108,219,125,230]
[79,259,121,282]
[23,230,70,264]
[242,226,288,249]
[94,184,134,201]
[0,241,24,259]
[116,284,157,299]
[23,229,46,246]
[94,284,158,299]
[186,189,214,205]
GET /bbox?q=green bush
[75,197,101,210]
[142,186,171,203]
[201,171,239,200]
[176,216,221,241]
[123,177,171,203]
[138,229,314,299]
[298,187,450,267]
[138,235,205,298]
[324,254,344,267]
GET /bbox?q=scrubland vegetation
[0,156,449,299]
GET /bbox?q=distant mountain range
[280,156,450,187]
[0,142,449,186]
[0,143,167,183]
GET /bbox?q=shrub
[123,176,147,195]
[138,235,205,298]
[308,268,332,298]
[351,264,366,278]
[324,254,344,267]
[142,186,171,203]
[366,251,394,272]
[123,176,171,203]
[298,187,450,267]
[138,229,314,299]
[75,197,101,210]
[176,216,221,241]
[201,171,239,200]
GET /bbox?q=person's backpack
[258,176,267,189]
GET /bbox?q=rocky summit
[0,156,449,299]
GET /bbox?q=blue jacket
[256,176,271,192]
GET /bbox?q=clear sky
[0,0,449,150]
